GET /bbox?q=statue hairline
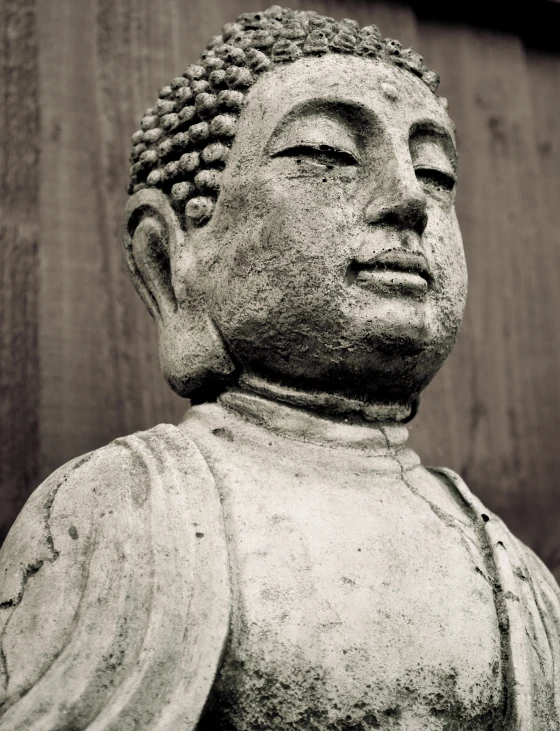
[126,6,450,232]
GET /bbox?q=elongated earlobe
[123,188,235,399]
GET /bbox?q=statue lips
[351,249,432,298]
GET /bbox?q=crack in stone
[0,560,45,610]
[0,641,8,699]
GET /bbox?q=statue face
[188,54,466,404]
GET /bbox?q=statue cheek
[425,210,465,282]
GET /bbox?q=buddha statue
[1,6,559,730]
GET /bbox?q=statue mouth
[348,249,432,297]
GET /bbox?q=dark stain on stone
[211,427,234,442]
[68,525,78,540]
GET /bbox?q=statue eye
[415,167,456,195]
[273,144,359,167]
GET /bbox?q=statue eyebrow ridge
[264,98,369,156]
[410,119,458,170]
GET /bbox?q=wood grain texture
[1,0,559,581]
[409,23,560,580]
[0,0,40,542]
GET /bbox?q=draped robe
[0,395,559,730]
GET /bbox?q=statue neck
[235,373,413,424]
[216,374,415,455]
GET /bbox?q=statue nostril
[373,206,427,237]
[364,187,428,234]
[415,210,428,236]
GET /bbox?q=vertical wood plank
[0,0,40,543]
[93,0,187,436]
[36,0,186,482]
[409,22,560,576]
[524,48,560,577]
[38,0,123,477]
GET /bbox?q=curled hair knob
[210,114,237,137]
[172,181,196,202]
[184,64,206,81]
[180,151,201,173]
[186,196,214,222]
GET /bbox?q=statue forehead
[233,54,454,152]
[127,7,451,225]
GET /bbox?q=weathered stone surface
[188,394,505,730]
[0,427,230,729]
[1,6,560,729]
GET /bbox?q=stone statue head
[122,6,466,417]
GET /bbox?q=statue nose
[364,171,428,237]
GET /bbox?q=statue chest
[201,448,506,730]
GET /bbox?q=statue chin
[220,311,458,411]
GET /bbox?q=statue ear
[123,188,180,322]
[122,188,235,399]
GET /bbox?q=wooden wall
[1,0,559,579]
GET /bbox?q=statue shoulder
[428,467,560,621]
[0,424,230,731]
